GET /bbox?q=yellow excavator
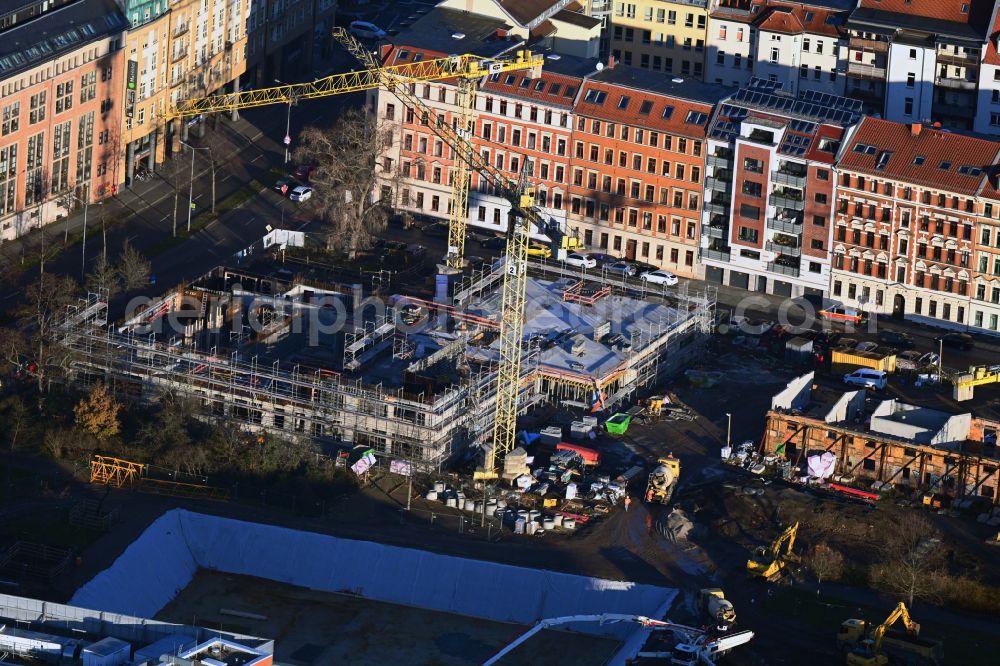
[837,602,943,666]
[746,521,798,581]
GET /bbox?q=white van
[843,368,887,390]
[349,20,386,40]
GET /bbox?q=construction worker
[624,495,632,512]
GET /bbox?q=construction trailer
[59,265,714,470]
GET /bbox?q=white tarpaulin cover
[71,510,674,642]
[807,451,837,479]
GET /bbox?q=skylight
[564,86,577,97]
[534,80,545,91]
[939,161,952,170]
[519,78,531,88]
[584,89,607,104]
[686,110,708,125]
[639,100,653,115]
[618,95,631,109]
[505,74,516,85]
[958,165,982,176]
[913,155,925,166]
[549,83,561,95]
[875,151,893,170]
[662,105,675,119]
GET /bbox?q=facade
[700,80,859,298]
[569,67,720,276]
[972,183,1000,333]
[831,117,1000,328]
[0,0,127,242]
[118,0,251,182]
[608,0,709,79]
[707,0,850,93]
[845,0,994,130]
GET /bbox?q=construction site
[58,264,714,470]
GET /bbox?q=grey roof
[0,0,127,77]
[390,7,517,58]
[590,65,734,106]
[84,637,131,657]
[847,7,985,44]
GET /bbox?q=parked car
[630,261,659,274]
[819,304,868,325]
[292,165,316,182]
[587,252,621,265]
[289,185,313,202]
[605,261,636,277]
[896,350,924,371]
[478,235,506,250]
[934,332,974,351]
[421,222,450,238]
[878,329,914,349]
[273,176,303,195]
[349,20,386,40]
[855,341,878,353]
[526,243,552,258]
[563,252,597,268]
[640,270,679,286]
[843,368,888,390]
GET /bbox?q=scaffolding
[59,264,715,469]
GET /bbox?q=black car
[588,252,622,265]
[878,330,914,350]
[935,332,974,351]
[478,236,506,250]
[421,222,450,238]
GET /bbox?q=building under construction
[60,262,714,469]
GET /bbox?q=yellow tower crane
[163,31,545,478]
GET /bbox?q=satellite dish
[595,62,605,71]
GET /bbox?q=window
[1,102,19,135]
[813,215,826,227]
[770,47,779,63]
[744,157,763,173]
[906,72,915,87]
[811,239,824,250]
[55,81,74,114]
[904,98,913,115]
[740,204,760,220]
[80,71,96,103]
[815,193,828,204]
[29,92,45,125]
[0,143,17,215]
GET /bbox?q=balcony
[173,23,189,38]
[849,36,888,53]
[936,50,978,66]
[704,200,730,216]
[847,62,887,79]
[772,165,807,188]
[935,76,976,91]
[766,240,801,256]
[746,129,777,146]
[934,99,975,119]
[769,191,804,211]
[767,216,803,233]
[705,224,726,239]
[703,247,731,262]
[705,176,730,192]
[767,259,801,277]
[707,154,731,169]
[172,50,187,63]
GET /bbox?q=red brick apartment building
[568,66,719,277]
[0,0,126,241]
[831,118,1000,327]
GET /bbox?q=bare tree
[86,252,121,297]
[293,108,396,259]
[117,240,151,291]
[807,542,845,595]
[16,272,79,392]
[872,511,943,606]
[159,156,187,237]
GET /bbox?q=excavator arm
[871,602,918,653]
[772,521,799,559]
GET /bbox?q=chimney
[910,123,922,137]
[496,28,508,39]
[607,55,616,69]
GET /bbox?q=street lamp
[68,187,91,279]
[725,412,732,450]
[275,79,293,164]
[180,140,209,233]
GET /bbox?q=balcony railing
[847,62,886,79]
[172,50,187,63]
[769,193,804,211]
[707,154,731,169]
[703,247,731,262]
[705,201,730,215]
[173,23,189,37]
[766,240,801,256]
[936,50,978,66]
[849,37,888,52]
[771,170,806,188]
[767,261,800,277]
[705,224,726,239]
[705,176,730,192]
[935,76,976,90]
[766,216,803,233]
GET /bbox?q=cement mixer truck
[699,588,737,632]
[645,455,680,505]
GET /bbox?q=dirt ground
[156,570,622,666]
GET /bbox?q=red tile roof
[481,69,584,108]
[858,0,985,24]
[713,0,846,36]
[574,80,713,138]
[757,7,804,33]
[985,9,1000,65]
[838,117,1000,196]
